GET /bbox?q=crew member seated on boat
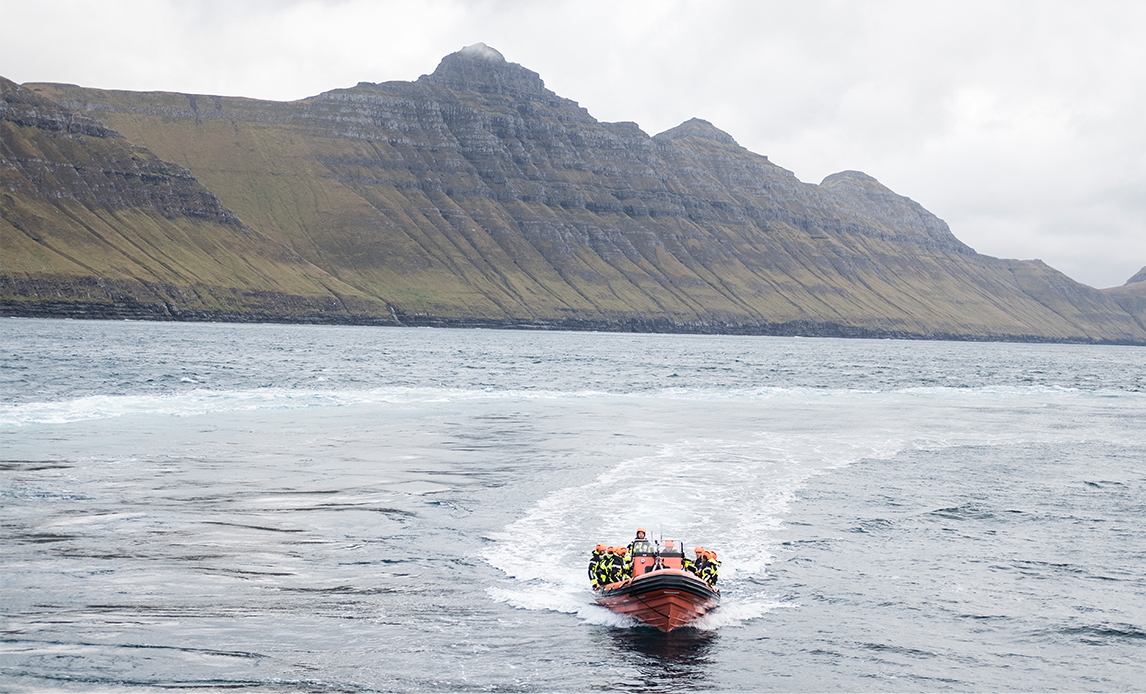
[604,546,620,585]
[709,550,721,586]
[621,546,634,579]
[589,543,607,589]
[599,547,617,586]
[692,547,710,580]
[684,546,702,576]
[700,549,721,587]
[610,546,630,582]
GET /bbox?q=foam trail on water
[8,384,1134,428]
[485,431,907,628]
[0,387,612,427]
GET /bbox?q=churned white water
[1,319,1143,692]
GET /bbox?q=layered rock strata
[1101,267,1146,331]
[5,44,1144,342]
[1,77,386,322]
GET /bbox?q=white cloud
[3,0,1143,287]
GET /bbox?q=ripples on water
[1,319,1144,692]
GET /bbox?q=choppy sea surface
[1,318,1144,692]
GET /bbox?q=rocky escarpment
[2,78,240,226]
[1,77,387,322]
[9,45,1146,343]
[1100,267,1146,331]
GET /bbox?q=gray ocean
[2,318,1144,692]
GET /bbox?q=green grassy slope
[1,78,387,321]
[11,46,1145,342]
[1101,267,1146,330]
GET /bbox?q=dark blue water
[2,319,1144,691]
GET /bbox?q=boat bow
[595,568,719,632]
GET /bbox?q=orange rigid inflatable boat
[594,539,719,632]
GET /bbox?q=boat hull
[595,569,719,632]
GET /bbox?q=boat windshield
[630,540,654,556]
[661,540,683,556]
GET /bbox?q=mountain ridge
[0,77,387,322]
[3,45,1144,343]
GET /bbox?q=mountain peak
[819,170,974,253]
[1126,266,1146,285]
[654,118,739,146]
[821,170,879,185]
[420,43,548,97]
[819,170,890,195]
[458,42,505,62]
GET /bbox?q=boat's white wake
[484,431,904,629]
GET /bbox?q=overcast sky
[4,0,1143,288]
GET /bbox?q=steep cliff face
[2,78,240,226]
[1101,267,1146,330]
[9,45,1146,342]
[1,77,385,321]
